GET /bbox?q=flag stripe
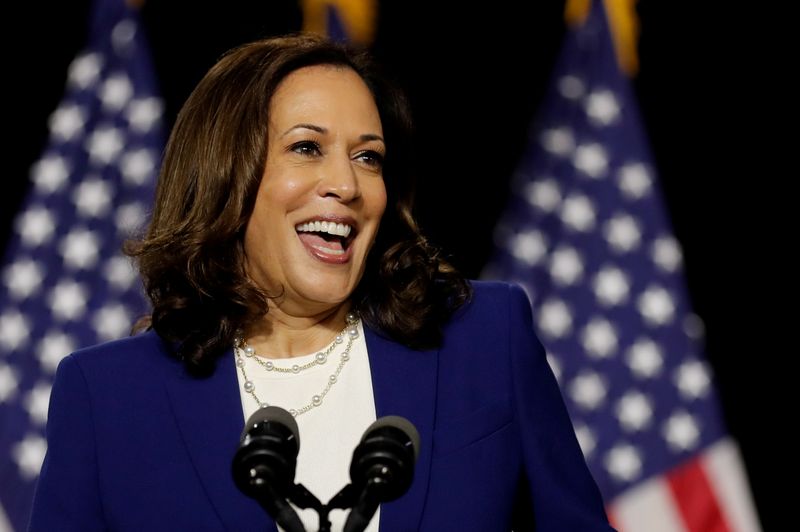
[0,503,11,532]
[702,440,762,532]
[609,474,687,532]
[667,454,730,532]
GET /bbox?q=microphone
[343,416,420,532]
[232,406,304,532]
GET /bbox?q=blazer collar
[364,326,438,532]
[165,327,438,532]
[165,350,275,532]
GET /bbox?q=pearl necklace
[233,313,360,417]
[236,316,356,374]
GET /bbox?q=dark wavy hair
[126,33,471,376]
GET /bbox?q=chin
[294,277,356,306]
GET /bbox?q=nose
[317,153,360,202]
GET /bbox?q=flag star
[674,360,711,399]
[12,434,47,480]
[3,259,45,300]
[49,280,89,321]
[585,89,621,126]
[104,255,138,291]
[100,73,133,111]
[573,424,597,457]
[92,304,132,341]
[115,202,147,235]
[31,155,70,193]
[0,311,31,351]
[560,194,596,232]
[121,149,157,186]
[524,179,562,212]
[581,318,618,358]
[683,313,705,340]
[604,214,642,252]
[651,236,683,272]
[24,382,52,426]
[637,285,676,326]
[127,97,163,132]
[68,52,103,89]
[616,392,653,431]
[546,352,562,383]
[540,127,575,156]
[60,229,101,269]
[626,338,664,378]
[0,363,20,403]
[73,178,113,217]
[509,230,548,266]
[86,126,124,164]
[16,206,56,247]
[573,143,608,178]
[37,331,76,373]
[49,104,86,142]
[593,266,630,306]
[604,444,642,482]
[617,162,652,200]
[569,372,607,410]
[537,299,573,339]
[558,75,586,100]
[549,246,584,286]
[663,411,701,452]
[111,18,137,49]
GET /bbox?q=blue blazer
[29,281,614,531]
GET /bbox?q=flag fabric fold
[482,2,761,531]
[0,1,163,529]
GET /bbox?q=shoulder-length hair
[127,33,471,376]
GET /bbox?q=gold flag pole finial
[565,0,640,76]
[301,0,377,45]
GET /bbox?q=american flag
[0,1,163,529]
[482,2,761,531]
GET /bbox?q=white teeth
[295,221,353,238]
[313,245,344,255]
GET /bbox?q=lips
[295,216,358,264]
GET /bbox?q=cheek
[365,179,388,218]
[261,173,307,209]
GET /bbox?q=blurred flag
[301,0,377,44]
[482,1,761,531]
[0,0,163,529]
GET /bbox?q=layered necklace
[233,312,360,417]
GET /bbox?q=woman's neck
[243,302,352,359]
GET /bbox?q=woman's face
[244,65,387,316]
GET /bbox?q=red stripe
[605,507,620,531]
[667,456,731,532]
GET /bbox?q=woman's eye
[355,150,385,170]
[290,141,321,157]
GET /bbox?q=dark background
[5,1,783,528]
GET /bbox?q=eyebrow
[281,123,385,144]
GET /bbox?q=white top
[235,320,380,532]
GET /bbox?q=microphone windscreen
[241,405,300,446]
[362,415,420,460]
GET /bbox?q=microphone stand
[288,483,358,532]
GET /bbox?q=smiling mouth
[295,220,357,256]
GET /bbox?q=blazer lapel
[165,350,276,532]
[364,327,438,531]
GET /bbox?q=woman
[29,34,614,531]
